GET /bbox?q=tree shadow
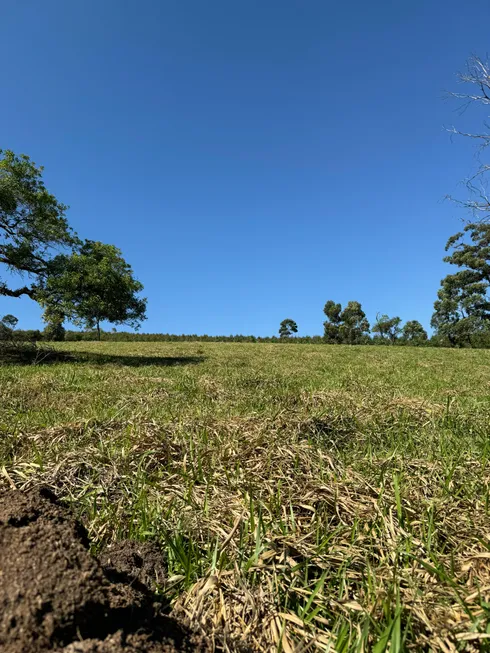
[78,352,206,367]
[0,344,206,367]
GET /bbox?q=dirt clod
[100,540,167,592]
[0,488,207,653]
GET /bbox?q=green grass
[2,341,490,651]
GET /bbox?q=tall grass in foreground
[1,342,490,651]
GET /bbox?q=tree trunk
[97,320,100,341]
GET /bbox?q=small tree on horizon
[401,320,428,344]
[372,314,402,344]
[323,300,370,344]
[279,318,298,338]
[339,301,370,344]
[323,300,343,343]
[0,314,18,341]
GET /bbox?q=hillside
[1,342,489,650]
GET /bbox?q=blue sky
[2,0,490,336]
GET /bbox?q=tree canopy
[432,224,490,346]
[339,301,370,344]
[0,314,18,341]
[401,320,428,343]
[372,314,402,344]
[39,241,147,339]
[323,300,370,344]
[279,319,298,338]
[0,150,77,299]
[323,301,343,344]
[431,271,489,346]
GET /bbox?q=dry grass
[1,341,490,651]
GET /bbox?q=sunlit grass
[1,341,490,650]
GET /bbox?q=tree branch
[0,283,35,298]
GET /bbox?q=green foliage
[432,224,490,346]
[324,300,370,344]
[431,273,489,347]
[323,301,343,343]
[372,314,402,344]
[42,305,66,342]
[339,301,370,344]
[14,329,42,342]
[279,318,298,338]
[0,314,18,341]
[401,320,428,344]
[1,314,18,330]
[43,322,66,342]
[0,149,77,299]
[39,240,147,340]
[323,300,342,324]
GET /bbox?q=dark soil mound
[0,487,207,653]
[99,540,167,592]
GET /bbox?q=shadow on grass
[0,344,206,368]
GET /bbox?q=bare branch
[445,56,490,223]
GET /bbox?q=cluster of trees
[276,304,427,346]
[322,301,370,344]
[322,303,427,345]
[0,150,146,340]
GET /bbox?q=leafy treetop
[372,314,402,344]
[279,319,298,338]
[401,320,428,342]
[39,240,147,340]
[0,150,77,298]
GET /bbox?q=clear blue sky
[2,0,490,336]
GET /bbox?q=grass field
[2,341,490,651]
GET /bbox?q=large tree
[0,150,77,298]
[40,241,147,340]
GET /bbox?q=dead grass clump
[386,396,445,423]
[6,415,490,649]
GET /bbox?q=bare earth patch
[0,487,208,653]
